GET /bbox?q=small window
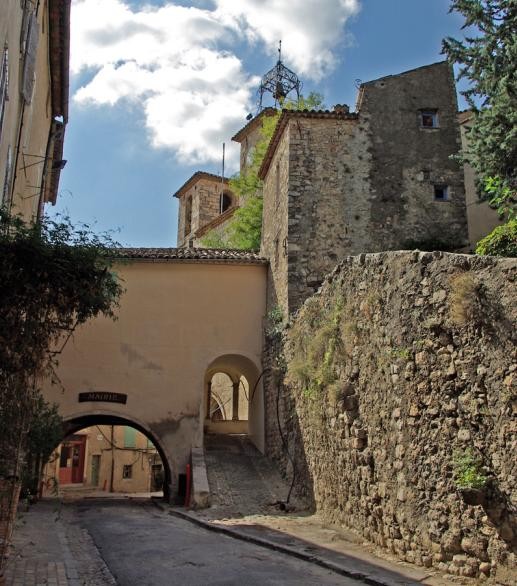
[420,110,438,128]
[434,185,449,201]
[220,192,232,213]
[122,464,132,479]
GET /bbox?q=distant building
[0,0,70,221]
[44,426,163,495]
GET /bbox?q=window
[220,192,232,213]
[2,145,12,206]
[434,185,449,201]
[184,196,192,235]
[122,464,132,479]
[420,110,439,128]
[0,45,9,143]
[123,426,136,448]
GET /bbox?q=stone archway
[59,413,173,502]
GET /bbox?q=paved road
[77,500,363,586]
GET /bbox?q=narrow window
[275,162,280,208]
[0,45,9,143]
[420,110,439,128]
[220,192,232,213]
[2,145,13,206]
[434,185,449,201]
[184,195,192,235]
[122,464,132,479]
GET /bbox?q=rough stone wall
[262,61,469,315]
[261,128,290,312]
[177,178,230,246]
[281,116,370,313]
[282,251,516,582]
[360,62,467,254]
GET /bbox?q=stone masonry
[260,61,468,314]
[278,251,516,583]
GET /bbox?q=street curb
[154,502,422,586]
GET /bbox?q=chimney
[333,104,350,114]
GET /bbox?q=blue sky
[51,0,468,247]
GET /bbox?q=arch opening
[43,414,172,502]
[204,354,264,452]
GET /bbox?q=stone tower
[259,61,469,314]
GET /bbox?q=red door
[59,435,86,485]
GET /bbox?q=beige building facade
[0,0,69,220]
[42,249,267,500]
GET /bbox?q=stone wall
[278,251,516,582]
[261,61,469,315]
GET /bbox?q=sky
[51,0,469,247]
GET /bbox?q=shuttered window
[123,426,136,448]
[21,12,38,104]
[0,45,8,143]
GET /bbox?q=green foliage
[22,396,63,495]
[202,92,325,249]
[288,291,344,399]
[266,305,286,339]
[442,1,516,221]
[475,218,517,256]
[0,209,123,480]
[453,449,488,489]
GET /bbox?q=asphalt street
[77,500,364,586]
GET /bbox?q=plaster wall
[458,113,502,248]
[42,261,267,494]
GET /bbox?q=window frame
[420,109,439,129]
[433,184,450,202]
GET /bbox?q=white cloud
[71,0,360,166]
[215,0,360,79]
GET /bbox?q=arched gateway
[42,248,267,501]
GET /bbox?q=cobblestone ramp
[203,434,302,518]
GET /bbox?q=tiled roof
[173,171,229,199]
[49,0,71,123]
[113,247,267,265]
[231,108,277,142]
[258,109,358,179]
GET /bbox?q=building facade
[44,425,163,494]
[0,0,70,220]
[259,61,469,313]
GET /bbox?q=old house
[0,0,70,220]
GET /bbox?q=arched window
[220,192,232,213]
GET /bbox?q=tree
[442,0,517,254]
[202,93,325,250]
[0,210,123,570]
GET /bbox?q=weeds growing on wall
[453,449,488,490]
[449,272,480,326]
[287,287,348,401]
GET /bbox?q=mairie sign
[78,392,127,404]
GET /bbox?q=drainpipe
[109,425,114,493]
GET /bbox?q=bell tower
[258,41,302,111]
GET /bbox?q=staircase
[203,434,303,518]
